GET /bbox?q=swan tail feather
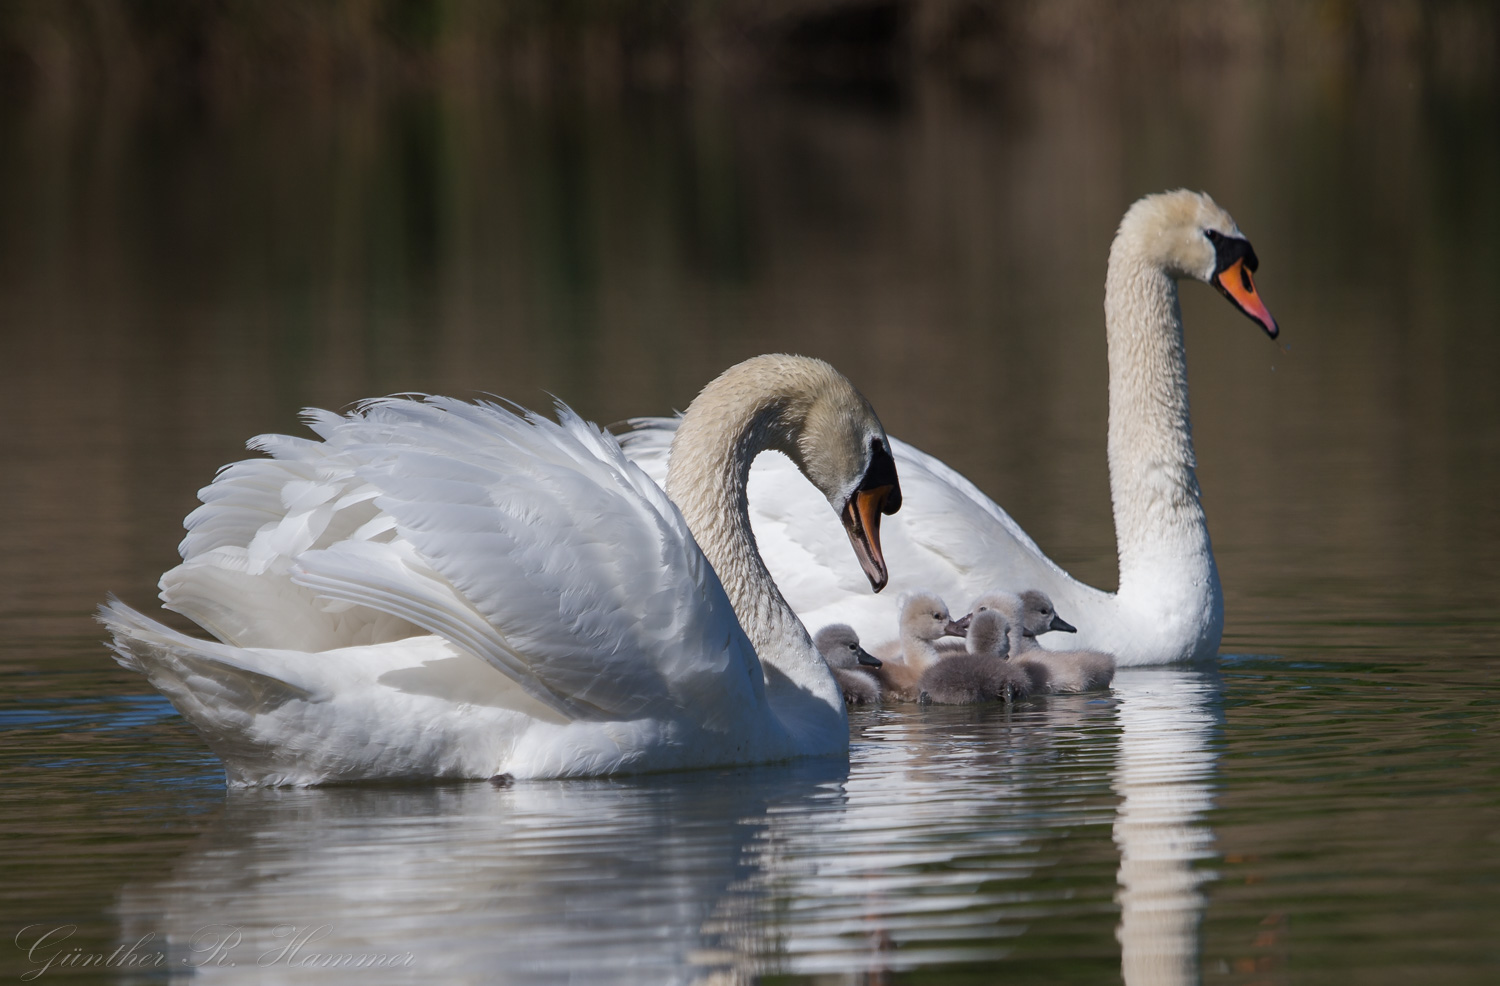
[98,598,332,776]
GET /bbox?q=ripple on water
[4,656,1498,983]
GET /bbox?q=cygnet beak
[943,619,969,638]
[856,646,882,668]
[1049,614,1077,634]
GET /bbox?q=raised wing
[289,397,767,728]
[162,418,421,651]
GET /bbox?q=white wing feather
[169,397,764,732]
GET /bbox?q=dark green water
[2,53,1498,984]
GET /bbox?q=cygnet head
[965,609,1012,660]
[814,624,882,671]
[670,354,903,590]
[1015,590,1076,637]
[899,592,966,643]
[1115,189,1278,339]
[968,590,1076,639]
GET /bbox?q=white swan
[622,190,1278,665]
[99,354,902,785]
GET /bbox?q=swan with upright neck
[622,190,1277,665]
[99,355,901,784]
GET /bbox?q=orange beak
[1214,258,1279,339]
[842,485,895,592]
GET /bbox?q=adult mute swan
[99,355,902,785]
[622,190,1278,665]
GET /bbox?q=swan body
[918,609,1031,705]
[101,355,902,785]
[622,190,1278,666]
[813,624,882,706]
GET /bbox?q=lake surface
[3,48,1499,984]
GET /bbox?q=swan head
[1118,189,1279,339]
[814,624,882,670]
[899,591,967,643]
[965,609,1013,660]
[672,354,902,592]
[785,365,902,592]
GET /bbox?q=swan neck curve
[664,363,843,715]
[1104,232,1223,646]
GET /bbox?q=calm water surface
[3,53,1498,984]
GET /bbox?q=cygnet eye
[933,612,942,620]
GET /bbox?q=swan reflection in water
[1112,666,1223,986]
[116,669,1221,983]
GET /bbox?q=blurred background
[4,0,1497,651]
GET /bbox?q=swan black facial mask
[1206,229,1279,339]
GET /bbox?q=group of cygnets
[815,589,1116,708]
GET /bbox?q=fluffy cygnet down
[1015,647,1116,694]
[966,590,1112,693]
[872,592,967,702]
[962,589,1076,652]
[814,623,883,706]
[917,609,1033,706]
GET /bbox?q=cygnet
[966,590,1112,693]
[917,609,1033,705]
[872,591,967,702]
[814,623,883,706]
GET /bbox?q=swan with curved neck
[622,190,1278,665]
[100,354,901,784]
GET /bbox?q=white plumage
[101,355,901,784]
[623,190,1279,666]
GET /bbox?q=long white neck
[665,365,845,728]
[1103,235,1223,651]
